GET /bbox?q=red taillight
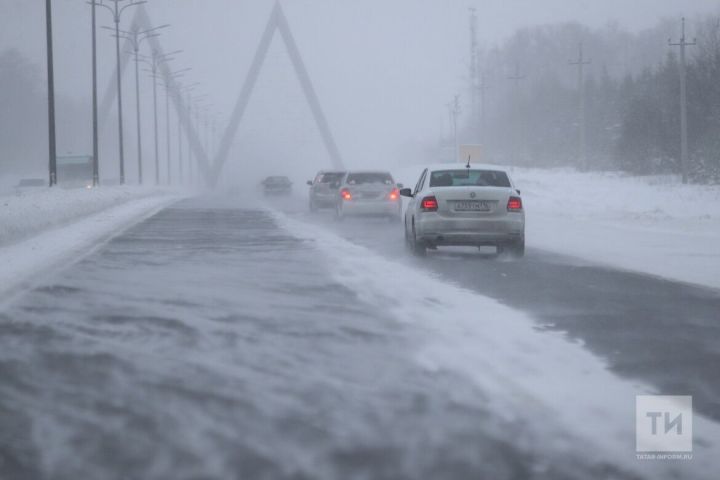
[340,188,352,201]
[389,188,399,201]
[507,196,523,211]
[421,196,438,212]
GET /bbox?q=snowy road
[1,195,718,479]
[281,199,720,424]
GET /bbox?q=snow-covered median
[396,166,720,290]
[0,187,182,301]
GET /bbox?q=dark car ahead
[307,171,346,211]
[261,176,293,196]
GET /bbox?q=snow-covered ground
[273,209,720,479]
[396,166,720,290]
[0,186,182,301]
[0,185,180,246]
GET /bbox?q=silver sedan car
[401,164,525,257]
[335,171,403,220]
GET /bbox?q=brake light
[507,196,523,211]
[421,196,438,212]
[340,188,352,201]
[389,188,399,200]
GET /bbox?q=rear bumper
[264,187,291,194]
[416,214,524,246]
[341,200,402,216]
[310,194,339,207]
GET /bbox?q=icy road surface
[1,196,718,479]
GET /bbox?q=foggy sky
[1,0,717,181]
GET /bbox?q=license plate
[359,192,381,199]
[454,200,491,211]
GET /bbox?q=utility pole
[469,7,479,133]
[507,62,526,163]
[45,0,57,187]
[569,42,591,171]
[90,0,99,186]
[669,18,696,184]
[477,69,490,143]
[95,0,145,185]
[507,61,526,89]
[447,95,461,162]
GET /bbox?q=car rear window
[429,170,511,188]
[346,173,394,185]
[319,173,344,183]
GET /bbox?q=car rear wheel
[410,221,426,257]
[502,236,525,258]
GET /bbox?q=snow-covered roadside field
[395,166,720,290]
[0,187,183,301]
[0,185,179,246]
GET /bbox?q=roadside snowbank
[395,166,720,290]
[0,189,182,302]
[0,186,174,246]
[513,168,720,289]
[273,209,720,480]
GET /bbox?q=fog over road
[0,195,718,479]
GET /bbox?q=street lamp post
[90,0,99,186]
[112,24,167,185]
[45,0,57,187]
[176,83,199,185]
[94,0,146,185]
[141,49,179,185]
[190,94,208,185]
[163,68,190,185]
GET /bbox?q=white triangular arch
[209,2,345,185]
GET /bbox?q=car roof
[422,163,511,173]
[345,170,394,174]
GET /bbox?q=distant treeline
[458,14,720,183]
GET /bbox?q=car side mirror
[516,189,521,195]
[306,180,313,186]
[396,183,404,189]
[399,188,413,198]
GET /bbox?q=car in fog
[400,164,525,257]
[307,171,346,211]
[335,171,402,220]
[261,176,293,196]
